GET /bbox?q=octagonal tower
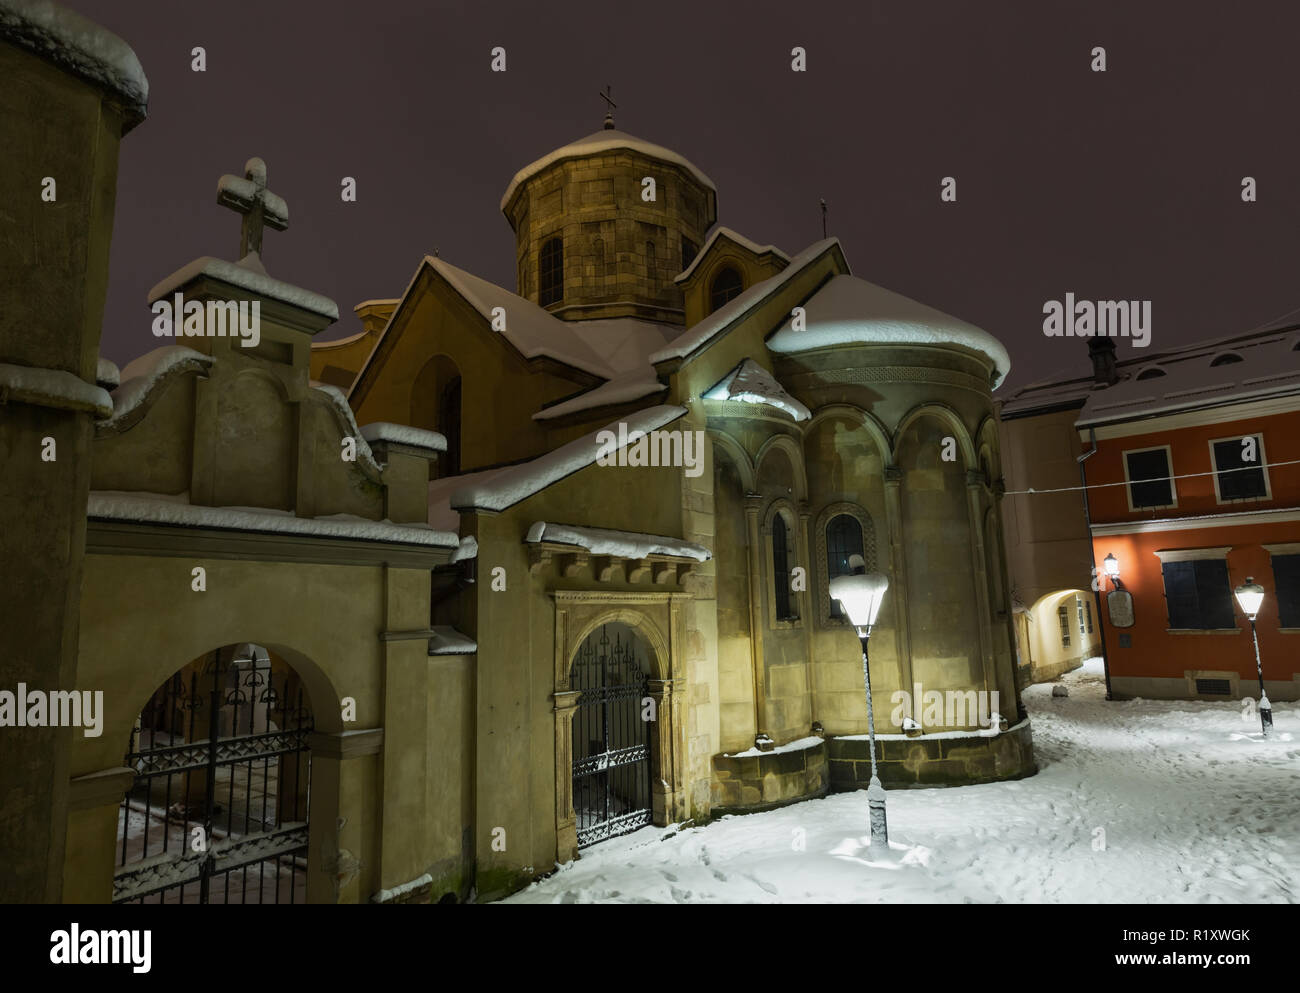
[500,120,717,324]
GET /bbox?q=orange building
[1001,326,1300,701]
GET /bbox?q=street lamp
[1103,553,1120,588]
[1233,577,1272,738]
[830,554,890,851]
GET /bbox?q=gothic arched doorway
[569,623,653,847]
[112,643,313,903]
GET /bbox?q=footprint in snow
[660,870,678,882]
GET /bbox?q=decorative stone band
[783,364,991,396]
[0,362,113,417]
[68,766,135,811]
[307,728,383,760]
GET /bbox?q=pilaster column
[882,466,914,722]
[552,690,581,863]
[743,496,767,738]
[965,471,998,711]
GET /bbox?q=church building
[2,4,1032,906]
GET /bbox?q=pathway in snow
[503,659,1298,903]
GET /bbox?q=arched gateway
[569,624,653,846]
[113,644,313,904]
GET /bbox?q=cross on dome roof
[216,157,289,261]
[599,84,616,129]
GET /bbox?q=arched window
[646,240,656,266]
[772,513,796,621]
[539,236,563,306]
[681,236,699,269]
[826,513,864,619]
[709,267,743,313]
[440,376,461,476]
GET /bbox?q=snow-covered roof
[703,358,810,420]
[103,345,213,429]
[675,227,789,284]
[148,251,339,321]
[565,318,679,375]
[450,535,477,562]
[87,490,459,548]
[428,257,612,378]
[651,238,844,365]
[526,521,711,561]
[447,404,687,514]
[1076,328,1300,428]
[428,626,477,655]
[96,357,120,389]
[533,371,667,421]
[359,422,447,453]
[501,128,716,212]
[0,0,148,125]
[0,361,112,416]
[766,274,1012,389]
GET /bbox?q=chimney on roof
[1089,337,1118,386]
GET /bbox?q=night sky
[70,0,1300,392]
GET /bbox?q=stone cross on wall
[216,157,289,260]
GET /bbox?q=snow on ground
[503,659,1298,904]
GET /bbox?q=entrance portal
[570,624,652,847]
[113,644,313,903]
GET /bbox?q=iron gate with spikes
[570,625,653,847]
[113,646,313,903]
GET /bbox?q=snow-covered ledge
[525,521,710,584]
[0,362,113,417]
[370,872,433,905]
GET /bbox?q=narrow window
[646,240,656,266]
[539,236,563,306]
[1160,559,1235,629]
[681,236,699,270]
[1085,599,1094,634]
[1076,596,1086,636]
[1057,605,1071,647]
[1125,447,1174,509]
[1212,436,1268,501]
[826,514,864,619]
[709,267,744,313]
[1272,555,1300,627]
[440,376,461,476]
[772,514,795,622]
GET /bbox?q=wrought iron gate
[113,646,313,903]
[570,625,652,846]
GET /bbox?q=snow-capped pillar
[743,496,769,741]
[0,4,146,904]
[965,471,999,712]
[882,466,917,726]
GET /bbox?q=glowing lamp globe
[1103,553,1120,579]
[829,554,890,635]
[1234,578,1265,620]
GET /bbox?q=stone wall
[827,722,1036,788]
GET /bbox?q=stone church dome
[499,125,718,324]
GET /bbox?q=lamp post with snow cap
[1233,577,1272,738]
[830,554,890,850]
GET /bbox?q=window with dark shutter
[1161,559,1236,629]
[1212,437,1268,501]
[1272,554,1300,627]
[1125,448,1174,508]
